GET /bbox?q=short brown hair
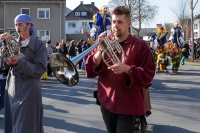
[112,6,131,21]
[47,40,51,44]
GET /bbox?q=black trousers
[78,59,82,69]
[47,63,52,76]
[100,106,140,133]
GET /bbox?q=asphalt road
[0,62,200,133]
[147,62,200,133]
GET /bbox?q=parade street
[0,62,200,133]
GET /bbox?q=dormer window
[75,12,80,16]
[81,12,87,16]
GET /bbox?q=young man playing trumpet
[85,6,155,133]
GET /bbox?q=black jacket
[68,44,77,56]
[182,43,190,58]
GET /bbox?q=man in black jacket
[77,39,84,69]
[181,41,190,65]
[195,39,200,58]
[62,39,68,56]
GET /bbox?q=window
[37,30,50,41]
[75,12,80,16]
[37,8,50,19]
[68,22,76,28]
[82,22,87,26]
[194,32,198,37]
[9,30,16,35]
[81,12,87,16]
[21,8,30,16]
[0,30,4,34]
[194,24,198,29]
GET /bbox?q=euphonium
[0,32,24,69]
[50,32,124,86]
[0,32,20,58]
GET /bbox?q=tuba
[0,32,24,70]
[50,34,124,87]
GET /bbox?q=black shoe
[48,74,54,77]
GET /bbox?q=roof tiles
[66,3,99,20]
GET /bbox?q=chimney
[91,2,94,8]
[80,1,83,4]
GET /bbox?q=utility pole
[190,0,194,61]
[190,0,199,61]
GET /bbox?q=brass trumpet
[50,35,124,86]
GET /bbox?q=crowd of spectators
[44,38,91,78]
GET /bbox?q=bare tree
[170,0,190,33]
[108,0,158,37]
[190,0,199,61]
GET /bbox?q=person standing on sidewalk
[181,41,190,65]
[77,39,84,69]
[61,39,68,57]
[85,6,155,133]
[46,40,53,76]
[68,40,77,59]
[81,41,88,70]
[0,14,46,133]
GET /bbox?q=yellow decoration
[41,72,47,80]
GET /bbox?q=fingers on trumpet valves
[98,49,103,55]
[0,34,5,40]
[0,33,11,42]
[106,30,111,36]
[98,31,107,42]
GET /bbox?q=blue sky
[66,0,200,28]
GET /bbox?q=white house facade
[65,1,99,34]
[194,19,200,40]
[65,19,91,34]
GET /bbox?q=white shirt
[21,36,31,46]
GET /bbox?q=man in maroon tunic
[85,6,155,133]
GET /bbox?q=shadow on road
[43,104,69,113]
[147,124,198,133]
[44,116,106,133]
[151,78,200,101]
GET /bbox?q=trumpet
[50,34,124,87]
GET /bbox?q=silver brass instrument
[0,32,24,70]
[50,35,124,86]
[101,36,124,66]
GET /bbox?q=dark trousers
[0,79,6,110]
[47,63,52,76]
[100,106,140,133]
[78,60,82,69]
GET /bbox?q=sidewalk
[149,60,200,133]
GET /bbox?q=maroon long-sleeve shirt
[85,34,155,115]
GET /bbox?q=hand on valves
[0,32,19,66]
[108,63,131,75]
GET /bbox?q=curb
[185,61,200,65]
